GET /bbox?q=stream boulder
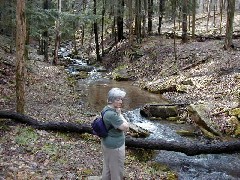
[225,108,240,137]
[226,116,240,136]
[188,103,222,138]
[111,65,131,81]
[140,104,178,119]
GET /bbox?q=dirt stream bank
[0,36,239,179]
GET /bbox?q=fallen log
[125,137,240,156]
[1,110,240,156]
[0,110,93,134]
[147,103,189,107]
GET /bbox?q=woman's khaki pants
[101,143,125,180]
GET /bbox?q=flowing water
[68,61,240,180]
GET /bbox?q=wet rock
[129,123,150,138]
[227,116,240,137]
[75,71,89,79]
[140,104,178,119]
[176,129,197,137]
[188,103,222,137]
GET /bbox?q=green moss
[0,120,11,131]
[67,76,77,87]
[199,127,216,139]
[128,149,156,162]
[112,65,129,81]
[176,130,196,137]
[229,108,240,117]
[80,168,93,175]
[145,162,178,179]
[76,71,89,79]
[150,162,170,172]
[166,171,178,180]
[166,116,180,121]
[41,143,58,157]
[234,125,240,137]
[15,126,39,147]
[75,119,85,124]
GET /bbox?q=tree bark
[224,0,235,50]
[158,0,165,35]
[135,0,142,43]
[117,0,124,42]
[43,0,49,62]
[93,0,101,62]
[16,0,26,114]
[182,0,188,43]
[127,0,133,45]
[1,110,240,156]
[147,0,153,35]
[192,0,196,39]
[53,0,61,65]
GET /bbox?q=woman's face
[112,97,123,109]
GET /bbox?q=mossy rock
[229,108,240,119]
[176,129,196,137]
[166,116,181,121]
[188,103,221,137]
[140,104,178,119]
[112,65,130,81]
[227,116,240,136]
[234,125,240,137]
[75,71,89,79]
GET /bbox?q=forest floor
[0,34,240,179]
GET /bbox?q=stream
[66,59,240,180]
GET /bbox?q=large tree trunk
[53,0,61,65]
[224,0,235,50]
[1,110,240,156]
[135,0,142,43]
[147,0,153,35]
[182,0,188,43]
[43,0,49,62]
[16,0,26,114]
[117,0,124,42]
[127,0,134,45]
[158,0,165,35]
[93,0,101,62]
[192,0,196,39]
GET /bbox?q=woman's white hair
[107,88,126,103]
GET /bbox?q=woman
[101,87,129,180]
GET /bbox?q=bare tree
[206,0,212,32]
[147,0,153,35]
[182,0,188,43]
[224,0,235,50]
[158,0,165,35]
[127,0,134,44]
[93,0,101,62]
[16,0,27,113]
[220,0,224,34]
[192,0,196,39]
[53,0,61,65]
[117,0,124,41]
[135,0,142,43]
[43,0,50,62]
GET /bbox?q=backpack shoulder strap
[101,109,113,130]
[101,108,111,117]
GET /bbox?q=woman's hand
[116,108,121,114]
